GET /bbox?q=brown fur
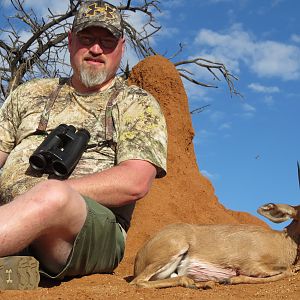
[130,203,300,289]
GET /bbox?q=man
[0,0,167,289]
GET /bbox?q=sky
[0,0,299,229]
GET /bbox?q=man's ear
[68,31,73,52]
[121,37,125,56]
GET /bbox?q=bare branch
[179,72,218,88]
[190,104,211,114]
[175,58,241,97]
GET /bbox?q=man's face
[68,26,124,88]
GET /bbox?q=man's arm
[0,151,8,169]
[66,159,157,207]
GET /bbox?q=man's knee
[28,179,76,215]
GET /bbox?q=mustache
[83,55,105,63]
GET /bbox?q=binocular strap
[36,78,121,153]
[105,88,121,152]
[37,78,69,133]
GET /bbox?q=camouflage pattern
[72,1,123,38]
[0,77,167,230]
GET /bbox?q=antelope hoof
[196,281,215,290]
[219,278,231,285]
[179,277,198,289]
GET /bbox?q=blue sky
[0,0,299,228]
[153,0,300,229]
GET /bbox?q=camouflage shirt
[0,77,167,230]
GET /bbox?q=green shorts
[40,196,125,280]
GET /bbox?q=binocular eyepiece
[29,124,90,178]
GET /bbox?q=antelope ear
[257,203,297,223]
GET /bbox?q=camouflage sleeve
[0,89,20,153]
[116,87,167,178]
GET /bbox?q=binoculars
[29,124,90,178]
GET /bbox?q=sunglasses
[76,34,119,49]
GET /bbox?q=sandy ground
[1,271,299,300]
[1,56,299,299]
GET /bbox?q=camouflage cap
[72,1,123,39]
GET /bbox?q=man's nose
[89,42,104,54]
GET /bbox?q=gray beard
[79,65,108,88]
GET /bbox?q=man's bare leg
[0,179,87,273]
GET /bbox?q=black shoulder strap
[105,88,120,152]
[36,78,68,133]
[37,77,121,153]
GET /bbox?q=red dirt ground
[1,55,299,299]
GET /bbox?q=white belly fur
[178,257,237,282]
